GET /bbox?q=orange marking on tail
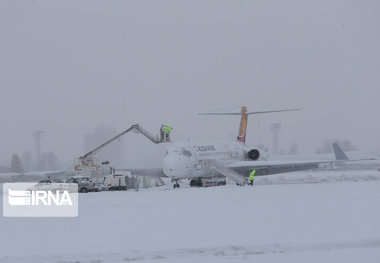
[237,106,248,143]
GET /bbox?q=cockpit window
[182,148,192,157]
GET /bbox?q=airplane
[0,154,66,183]
[127,106,374,188]
[331,143,380,170]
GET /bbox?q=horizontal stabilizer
[199,108,301,116]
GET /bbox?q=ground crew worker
[164,125,172,141]
[125,176,130,190]
[130,176,136,189]
[142,177,148,188]
[136,176,140,190]
[249,169,256,186]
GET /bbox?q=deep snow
[0,170,380,262]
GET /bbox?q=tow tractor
[74,124,170,186]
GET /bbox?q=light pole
[270,123,281,154]
[34,130,44,170]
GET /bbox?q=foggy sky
[1,0,379,169]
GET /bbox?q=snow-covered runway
[1,171,380,262]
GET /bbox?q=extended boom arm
[79,124,166,165]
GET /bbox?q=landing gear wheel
[80,187,88,193]
[172,179,180,189]
[197,179,203,187]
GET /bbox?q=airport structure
[270,123,281,154]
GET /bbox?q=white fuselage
[162,141,248,179]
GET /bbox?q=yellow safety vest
[249,170,256,180]
[164,125,172,134]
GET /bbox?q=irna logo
[3,183,78,217]
[8,189,73,206]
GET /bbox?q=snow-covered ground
[1,170,380,262]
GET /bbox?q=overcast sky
[0,0,379,169]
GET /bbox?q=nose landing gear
[172,179,180,189]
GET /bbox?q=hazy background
[0,0,379,170]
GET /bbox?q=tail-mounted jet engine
[244,148,260,161]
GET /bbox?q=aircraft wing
[207,159,358,186]
[227,159,372,177]
[227,143,376,177]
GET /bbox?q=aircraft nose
[162,156,175,177]
[162,154,191,178]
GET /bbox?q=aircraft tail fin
[199,106,300,143]
[11,154,24,174]
[332,143,349,160]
